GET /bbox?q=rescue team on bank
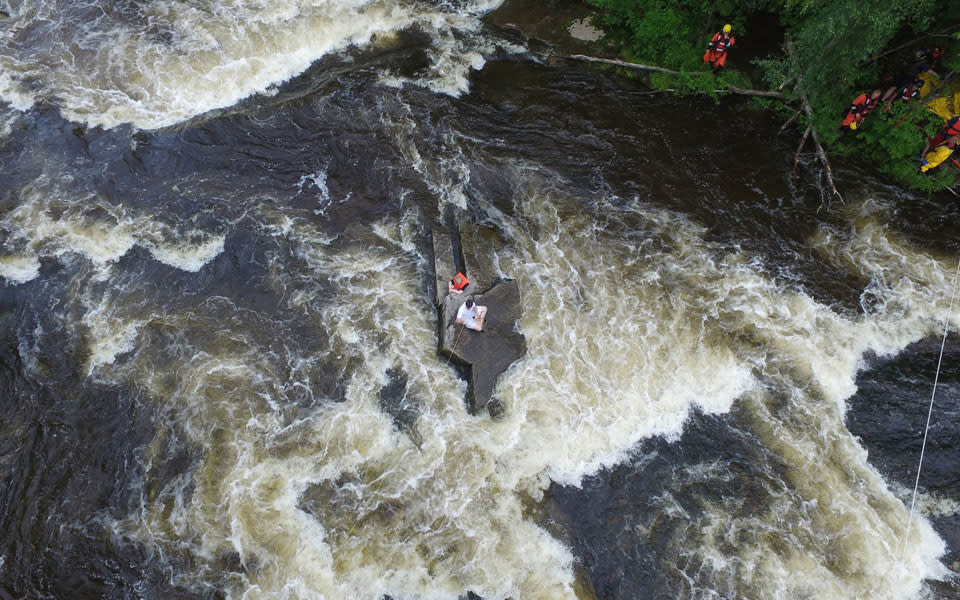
[835,46,960,175]
[704,24,956,176]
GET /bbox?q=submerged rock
[568,18,604,42]
[378,367,421,446]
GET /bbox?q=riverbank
[484,0,610,56]
[484,0,960,196]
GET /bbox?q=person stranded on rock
[704,24,735,71]
[838,89,882,131]
[456,298,487,332]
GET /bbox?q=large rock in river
[431,210,526,416]
[439,279,525,416]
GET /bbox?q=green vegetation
[586,0,960,192]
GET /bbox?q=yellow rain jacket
[926,81,960,121]
[921,143,956,172]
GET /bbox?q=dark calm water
[1,2,959,598]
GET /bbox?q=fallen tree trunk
[563,54,704,76]
[784,38,843,202]
[725,85,790,99]
[778,108,803,135]
[561,54,789,99]
[792,126,811,177]
[798,90,842,202]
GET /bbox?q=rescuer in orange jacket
[704,24,735,71]
[838,89,882,130]
[882,79,923,112]
[922,116,960,156]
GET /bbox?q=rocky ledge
[431,209,526,416]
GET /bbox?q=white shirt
[456,302,481,331]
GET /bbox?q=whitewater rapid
[19,174,949,599]
[0,2,957,599]
[0,0,505,130]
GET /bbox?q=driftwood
[563,54,708,76]
[561,54,788,99]
[725,85,789,99]
[778,108,804,135]
[799,90,842,202]
[792,126,812,177]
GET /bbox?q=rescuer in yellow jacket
[920,135,959,173]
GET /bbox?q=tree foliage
[588,0,757,71]
[586,0,960,190]
[771,0,939,143]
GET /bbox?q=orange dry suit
[928,116,960,148]
[839,93,879,129]
[921,139,957,173]
[704,32,735,69]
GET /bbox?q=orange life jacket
[452,272,469,290]
[944,117,960,137]
[899,84,921,101]
[709,32,734,54]
[851,93,879,115]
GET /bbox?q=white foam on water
[298,168,335,216]
[419,17,493,96]
[0,0,506,129]
[889,480,960,520]
[1,193,139,273]
[84,315,143,372]
[0,180,225,284]
[0,100,26,139]
[486,193,760,490]
[0,254,41,284]
[0,68,36,113]
[89,210,578,599]
[642,194,957,599]
[146,235,225,272]
[63,184,956,599]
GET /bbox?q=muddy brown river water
[1,1,959,598]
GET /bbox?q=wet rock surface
[484,0,605,56]
[431,214,526,416]
[440,279,525,416]
[378,367,421,445]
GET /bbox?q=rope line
[900,257,960,558]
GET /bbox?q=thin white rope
[900,257,960,558]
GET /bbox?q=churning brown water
[0,1,959,599]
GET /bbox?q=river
[0,1,959,599]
